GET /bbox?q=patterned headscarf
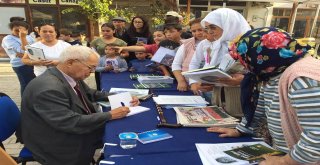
[229,27,312,127]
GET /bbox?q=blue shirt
[129,59,154,72]
[1,34,35,67]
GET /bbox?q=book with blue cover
[137,129,173,144]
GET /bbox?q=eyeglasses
[75,59,96,72]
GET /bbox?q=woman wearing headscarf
[208,27,320,164]
[188,8,250,116]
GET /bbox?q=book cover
[25,45,46,61]
[224,144,285,163]
[151,47,176,66]
[133,83,171,89]
[174,106,239,127]
[130,73,160,80]
[137,129,173,144]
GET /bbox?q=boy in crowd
[96,44,128,73]
[129,52,154,72]
[59,28,82,45]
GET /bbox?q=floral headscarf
[229,27,312,127]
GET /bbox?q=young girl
[96,44,128,73]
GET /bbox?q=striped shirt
[237,75,320,163]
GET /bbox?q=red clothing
[143,44,158,55]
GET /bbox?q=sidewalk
[0,62,97,164]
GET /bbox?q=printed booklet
[137,129,173,144]
[196,142,284,165]
[25,45,46,61]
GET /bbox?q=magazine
[174,106,239,127]
[137,37,148,44]
[151,46,176,66]
[25,45,46,61]
[137,129,173,144]
[196,142,279,165]
[133,83,171,89]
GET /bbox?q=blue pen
[121,102,125,107]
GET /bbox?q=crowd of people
[1,8,320,165]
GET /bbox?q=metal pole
[310,4,320,37]
[288,1,299,35]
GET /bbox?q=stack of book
[137,76,174,84]
[174,106,239,127]
[133,83,171,89]
[130,73,160,80]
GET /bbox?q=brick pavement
[0,62,97,164]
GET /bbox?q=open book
[151,46,176,66]
[25,45,46,61]
[182,66,231,84]
[196,142,284,165]
[174,106,239,127]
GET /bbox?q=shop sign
[29,0,56,4]
[59,0,81,5]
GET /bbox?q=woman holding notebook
[22,21,70,76]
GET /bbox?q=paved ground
[0,62,97,164]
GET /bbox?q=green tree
[150,0,170,26]
[62,0,135,22]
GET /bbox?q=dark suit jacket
[21,67,112,165]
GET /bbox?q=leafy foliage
[61,0,135,22]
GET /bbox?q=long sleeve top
[1,34,35,67]
[237,75,320,164]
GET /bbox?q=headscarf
[229,27,312,127]
[201,8,251,66]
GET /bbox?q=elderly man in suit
[21,46,138,165]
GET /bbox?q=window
[61,8,88,37]
[31,7,59,27]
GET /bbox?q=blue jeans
[12,65,35,96]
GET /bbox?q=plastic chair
[0,93,35,164]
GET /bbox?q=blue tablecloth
[100,72,255,164]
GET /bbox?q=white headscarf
[201,8,251,66]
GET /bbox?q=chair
[0,147,17,165]
[0,93,35,164]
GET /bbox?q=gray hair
[59,45,99,63]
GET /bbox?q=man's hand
[207,127,242,138]
[110,106,130,120]
[130,96,140,106]
[190,83,201,95]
